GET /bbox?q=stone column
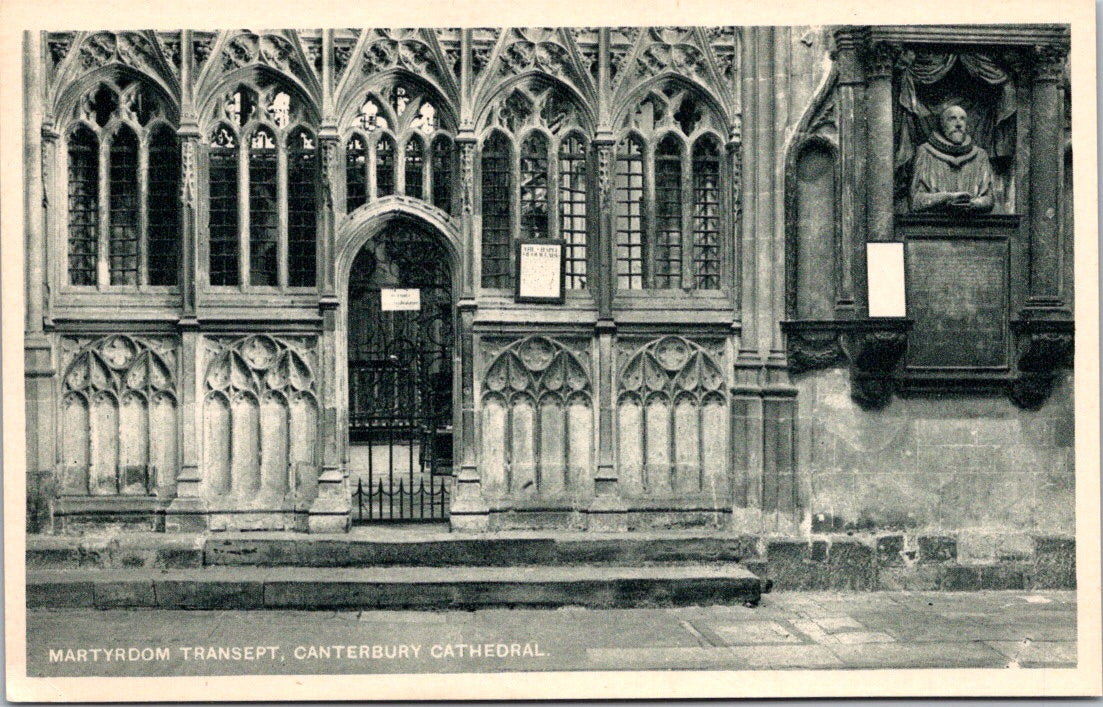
[830,27,867,317]
[587,138,627,530]
[308,134,350,533]
[1027,44,1069,310]
[864,41,895,244]
[449,137,488,531]
[166,32,206,530]
[24,31,56,532]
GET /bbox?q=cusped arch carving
[483,336,591,401]
[616,337,729,500]
[202,335,319,500]
[480,336,593,500]
[475,73,596,138]
[193,30,321,113]
[59,335,178,497]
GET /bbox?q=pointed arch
[403,134,426,199]
[147,124,180,286]
[374,132,396,197]
[615,132,646,290]
[208,122,240,286]
[519,131,551,239]
[287,127,318,288]
[558,132,588,289]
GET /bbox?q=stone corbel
[841,320,911,410]
[1010,319,1074,410]
[780,320,847,374]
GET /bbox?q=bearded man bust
[909,105,995,214]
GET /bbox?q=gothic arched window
[558,133,588,289]
[431,135,453,213]
[248,126,278,286]
[207,125,239,286]
[479,84,591,290]
[287,128,318,288]
[64,79,181,288]
[67,125,99,286]
[342,86,454,215]
[616,85,728,291]
[375,133,396,197]
[480,130,512,288]
[205,83,318,289]
[404,137,425,199]
[520,132,550,239]
[345,134,367,212]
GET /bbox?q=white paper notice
[517,243,562,300]
[380,288,421,311]
[866,242,906,317]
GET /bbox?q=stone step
[26,564,762,610]
[27,530,761,570]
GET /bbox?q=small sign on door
[380,288,421,311]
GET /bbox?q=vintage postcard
[2,0,1100,700]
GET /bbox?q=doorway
[346,223,453,522]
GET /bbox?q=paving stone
[827,641,1008,668]
[712,621,804,645]
[830,631,896,644]
[155,580,263,609]
[984,640,1077,667]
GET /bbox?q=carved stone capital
[862,41,899,80]
[1031,43,1068,83]
[1009,319,1073,409]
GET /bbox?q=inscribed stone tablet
[906,239,1008,368]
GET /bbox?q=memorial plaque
[906,238,1008,368]
[515,240,565,303]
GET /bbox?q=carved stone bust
[909,105,995,213]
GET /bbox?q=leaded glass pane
[520,132,549,239]
[108,126,140,285]
[558,134,587,289]
[692,136,721,290]
[404,138,424,200]
[480,131,511,288]
[208,126,239,286]
[346,134,367,212]
[147,126,180,286]
[248,128,278,286]
[615,136,644,290]
[376,134,395,197]
[288,129,317,288]
[654,135,683,289]
[67,126,99,286]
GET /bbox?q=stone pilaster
[1026,43,1069,311]
[449,300,489,531]
[863,41,896,244]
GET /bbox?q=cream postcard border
[1,0,1099,700]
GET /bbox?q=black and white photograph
[2,0,1099,700]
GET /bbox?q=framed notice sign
[515,239,565,304]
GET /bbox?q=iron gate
[348,226,453,522]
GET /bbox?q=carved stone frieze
[180,138,197,209]
[1009,319,1074,409]
[596,143,613,214]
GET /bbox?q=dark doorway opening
[347,223,453,522]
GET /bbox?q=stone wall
[795,368,1074,536]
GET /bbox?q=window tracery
[204,80,318,289]
[342,81,454,214]
[64,78,180,288]
[615,83,727,290]
[479,82,590,290]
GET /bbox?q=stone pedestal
[307,467,350,533]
